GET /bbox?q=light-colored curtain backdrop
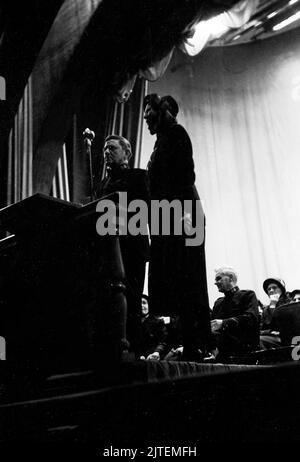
[141,27,300,305]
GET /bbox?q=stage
[0,359,299,445]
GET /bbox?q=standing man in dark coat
[95,134,149,357]
[143,93,211,361]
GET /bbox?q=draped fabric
[181,0,259,57]
[32,0,103,197]
[7,78,33,205]
[51,144,70,201]
[96,0,242,99]
[31,0,103,152]
[139,51,175,82]
[5,0,241,205]
[8,73,72,204]
[141,27,300,305]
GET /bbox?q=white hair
[215,266,238,284]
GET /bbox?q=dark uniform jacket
[148,123,197,201]
[212,287,260,355]
[95,166,150,263]
[96,166,149,203]
[95,165,150,353]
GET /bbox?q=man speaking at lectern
[95,134,149,357]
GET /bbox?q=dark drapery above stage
[0,0,242,206]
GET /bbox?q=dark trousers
[121,245,146,356]
[149,235,211,356]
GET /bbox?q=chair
[273,302,300,346]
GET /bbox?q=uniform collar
[107,163,129,178]
[224,286,239,297]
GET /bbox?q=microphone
[83,128,95,201]
[83,128,95,142]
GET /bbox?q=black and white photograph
[1,0,300,453]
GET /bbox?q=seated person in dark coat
[162,315,184,361]
[95,135,150,357]
[260,277,290,350]
[211,266,260,361]
[139,294,167,361]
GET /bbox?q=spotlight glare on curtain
[182,0,258,56]
[273,10,300,31]
[183,15,234,56]
[268,11,279,19]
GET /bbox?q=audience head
[263,277,286,298]
[290,289,300,303]
[103,134,132,168]
[141,294,149,317]
[214,266,238,293]
[143,93,179,135]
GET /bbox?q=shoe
[203,352,217,363]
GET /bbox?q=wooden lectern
[0,194,127,372]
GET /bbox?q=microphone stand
[83,128,95,202]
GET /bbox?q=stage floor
[1,360,299,444]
